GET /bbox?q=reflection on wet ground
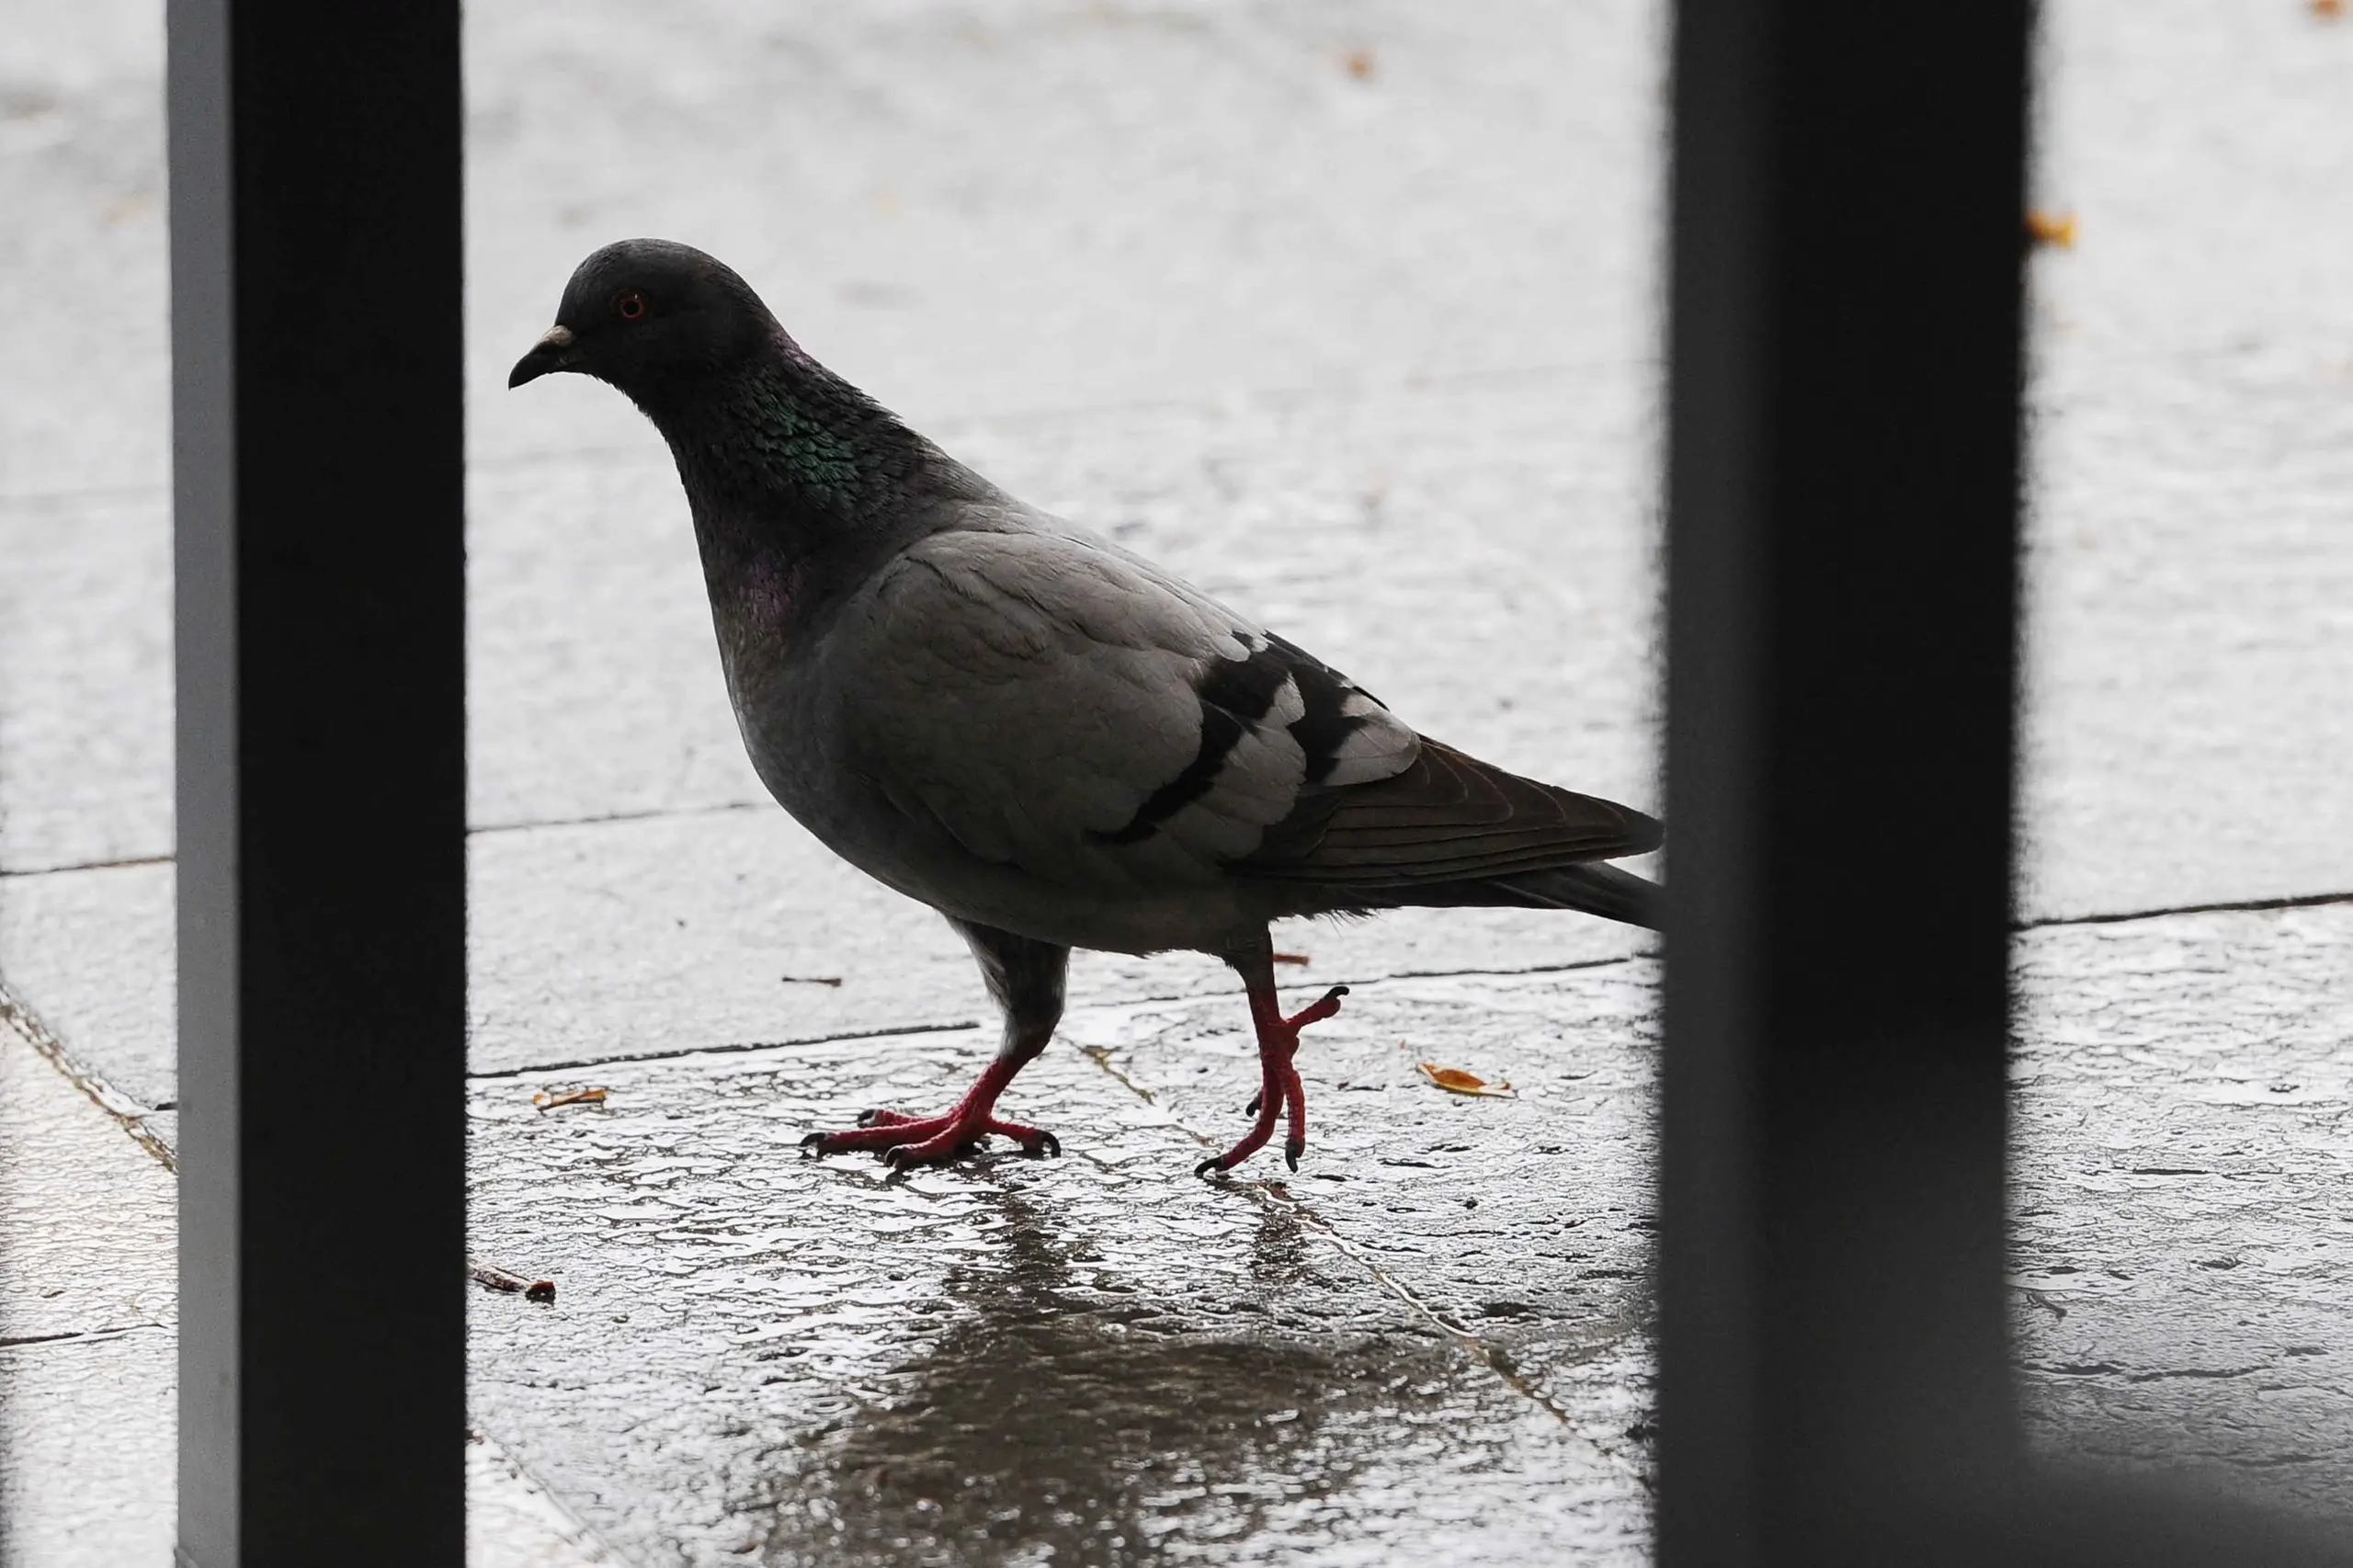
[751,1189,1482,1566]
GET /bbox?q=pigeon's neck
[647,336,988,661]
[653,337,975,566]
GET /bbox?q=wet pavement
[0,996,617,1566]
[466,965,1659,1566]
[6,0,2353,1562]
[2012,907,2353,1517]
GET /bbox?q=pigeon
[510,239,1663,1176]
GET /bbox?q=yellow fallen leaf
[1418,1062,1515,1096]
[2026,209,2077,249]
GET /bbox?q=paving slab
[2015,0,2353,917]
[7,1,1666,501]
[2020,348,2353,919]
[0,491,171,873]
[0,990,176,1347]
[461,0,1665,475]
[1065,964,1661,1424]
[0,865,175,1113]
[0,1001,174,1568]
[465,966,1659,1568]
[2010,903,2353,1518]
[0,1000,642,1567]
[0,1327,176,1568]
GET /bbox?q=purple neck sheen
[735,546,804,629]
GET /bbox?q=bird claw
[883,1134,990,1169]
[1200,981,1346,1176]
[1194,1154,1230,1179]
[807,1109,1060,1168]
[1290,984,1348,1028]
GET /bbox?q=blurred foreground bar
[1657,0,2030,1556]
[1656,6,2346,1565]
[169,0,465,1562]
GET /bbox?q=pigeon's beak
[507,324,577,389]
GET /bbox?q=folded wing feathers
[858,528,1647,894]
[1237,738,1662,885]
[861,529,1419,879]
[1096,628,1415,850]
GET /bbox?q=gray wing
[830,527,1420,892]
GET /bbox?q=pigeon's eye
[614,290,650,323]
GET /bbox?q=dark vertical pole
[170,2,465,1563]
[1657,6,2031,1566]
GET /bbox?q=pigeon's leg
[1198,939,1348,1177]
[800,921,1067,1167]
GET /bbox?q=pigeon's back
[747,512,1420,953]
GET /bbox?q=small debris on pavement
[469,1258,556,1302]
[531,1086,608,1111]
[1342,47,1376,80]
[1270,951,1311,966]
[779,973,845,986]
[2026,209,2078,249]
[2313,0,2344,19]
[2017,1286,2069,1322]
[1418,1062,1516,1096]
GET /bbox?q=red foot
[800,1054,1060,1167]
[801,1108,1059,1167]
[1199,984,1348,1178]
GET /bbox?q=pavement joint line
[0,977,176,1173]
[1065,1014,1653,1485]
[0,852,175,880]
[466,1426,638,1568]
[466,801,770,837]
[0,1323,171,1353]
[1368,952,1652,984]
[0,1324,172,1355]
[2016,890,2353,928]
[1257,1187,1654,1484]
[465,1018,989,1083]
[470,960,1656,1084]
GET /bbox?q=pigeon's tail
[1364,861,1665,931]
[1481,862,1664,930]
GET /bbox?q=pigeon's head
[508,239,779,400]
